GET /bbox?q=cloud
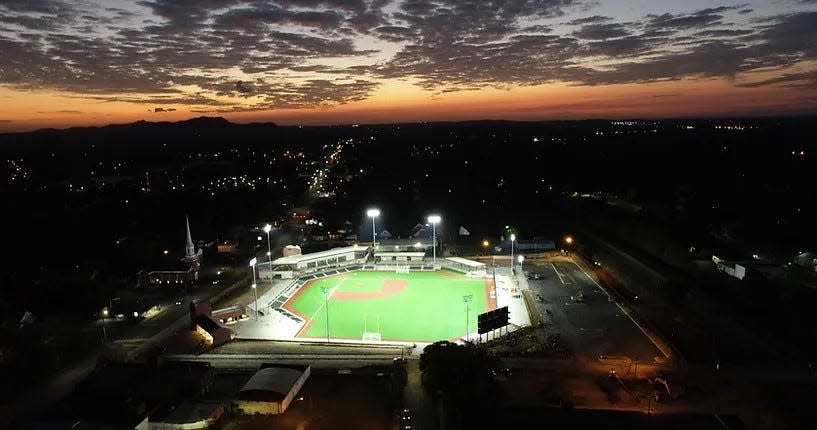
[572,22,630,40]
[738,70,817,88]
[568,15,612,25]
[0,0,814,112]
[234,81,253,94]
[36,110,83,114]
[154,107,177,112]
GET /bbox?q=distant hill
[0,116,281,151]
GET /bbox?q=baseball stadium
[208,219,529,347]
[282,269,497,342]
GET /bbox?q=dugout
[373,251,426,263]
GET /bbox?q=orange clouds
[0,77,814,133]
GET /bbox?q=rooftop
[236,365,309,402]
[446,257,486,267]
[151,401,222,424]
[269,245,365,265]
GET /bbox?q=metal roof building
[233,364,311,415]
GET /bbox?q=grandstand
[257,245,369,279]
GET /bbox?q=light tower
[366,208,380,249]
[263,224,273,271]
[427,215,441,264]
[249,257,258,320]
[510,233,516,269]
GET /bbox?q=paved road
[525,258,663,363]
[404,359,435,430]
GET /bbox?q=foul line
[295,275,347,337]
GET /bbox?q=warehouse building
[233,364,311,415]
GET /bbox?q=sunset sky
[1,0,816,131]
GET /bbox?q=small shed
[195,314,234,347]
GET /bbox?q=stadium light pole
[249,257,259,320]
[463,294,473,342]
[427,215,441,265]
[510,233,516,269]
[366,208,380,251]
[263,224,273,269]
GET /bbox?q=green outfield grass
[283,270,493,342]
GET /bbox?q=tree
[420,341,499,426]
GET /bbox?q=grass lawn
[283,270,494,342]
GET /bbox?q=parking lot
[525,257,664,363]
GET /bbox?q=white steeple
[184,215,196,261]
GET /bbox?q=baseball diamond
[283,270,497,342]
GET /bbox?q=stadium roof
[446,257,486,268]
[268,245,365,265]
[377,238,434,247]
[236,365,309,402]
[374,251,426,257]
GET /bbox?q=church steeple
[184,215,196,261]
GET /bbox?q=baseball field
[283,270,496,342]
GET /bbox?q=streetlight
[101,297,120,344]
[101,307,109,343]
[366,208,380,250]
[249,257,259,320]
[564,235,573,245]
[518,255,525,273]
[263,224,273,275]
[463,294,473,342]
[510,233,516,269]
[427,215,441,265]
